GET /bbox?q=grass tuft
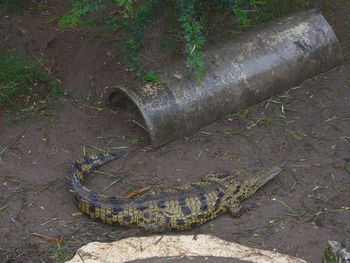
[0,46,61,122]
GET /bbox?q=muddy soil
[0,1,349,262]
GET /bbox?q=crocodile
[67,151,286,232]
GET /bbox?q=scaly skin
[67,151,286,232]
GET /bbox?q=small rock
[322,239,350,263]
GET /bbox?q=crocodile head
[222,161,287,201]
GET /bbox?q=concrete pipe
[108,8,343,147]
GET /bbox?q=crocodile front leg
[229,202,245,217]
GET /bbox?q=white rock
[66,234,309,263]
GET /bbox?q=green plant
[60,0,307,80]
[0,0,23,10]
[139,70,162,82]
[0,46,61,121]
[59,0,106,27]
[122,0,163,73]
[177,0,205,78]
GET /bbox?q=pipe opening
[107,90,151,145]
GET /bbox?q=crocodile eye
[213,170,231,178]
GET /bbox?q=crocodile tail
[73,151,126,181]
[67,151,126,193]
[67,151,127,223]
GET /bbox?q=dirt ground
[0,1,349,262]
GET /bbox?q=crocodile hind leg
[229,202,245,217]
[138,210,171,233]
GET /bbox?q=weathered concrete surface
[109,8,343,147]
[66,234,309,263]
